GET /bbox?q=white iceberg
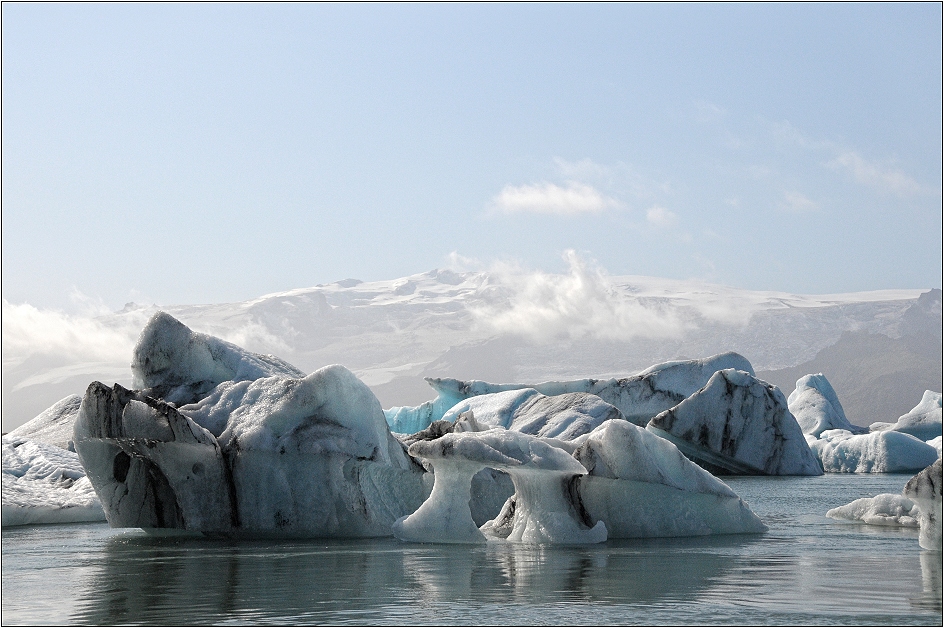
[647,369,822,476]
[5,395,82,451]
[903,459,942,551]
[826,493,921,527]
[394,428,606,544]
[787,373,865,437]
[572,419,768,537]
[132,311,305,406]
[810,429,939,473]
[827,459,942,551]
[439,389,623,441]
[870,391,943,443]
[927,435,942,457]
[385,352,754,433]
[74,365,430,536]
[2,436,105,527]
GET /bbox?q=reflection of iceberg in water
[71,533,752,624]
[912,551,943,612]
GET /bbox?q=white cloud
[490,181,617,215]
[646,205,679,228]
[1,300,147,368]
[828,151,935,197]
[781,191,818,213]
[470,250,691,342]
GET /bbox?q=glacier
[385,351,754,434]
[646,369,823,476]
[5,394,82,451]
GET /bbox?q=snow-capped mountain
[2,265,940,432]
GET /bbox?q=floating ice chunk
[571,420,768,536]
[903,459,942,551]
[2,436,105,526]
[810,429,939,473]
[647,369,822,476]
[439,389,623,441]
[787,373,865,437]
[131,311,304,406]
[395,429,605,544]
[870,391,943,442]
[826,493,921,527]
[75,365,429,536]
[6,395,83,451]
[385,352,754,432]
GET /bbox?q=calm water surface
[2,473,941,625]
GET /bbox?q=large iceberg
[647,369,822,476]
[787,373,865,437]
[2,436,105,527]
[808,429,939,473]
[394,417,765,543]
[74,366,430,536]
[870,391,943,442]
[385,352,755,434]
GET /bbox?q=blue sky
[3,3,941,311]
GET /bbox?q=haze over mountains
[2,260,940,432]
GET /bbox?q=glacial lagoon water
[2,473,941,625]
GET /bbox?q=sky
[2,3,942,313]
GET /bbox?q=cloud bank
[470,250,691,343]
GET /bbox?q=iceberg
[2,436,105,527]
[439,389,623,441]
[870,391,943,442]
[787,373,866,437]
[5,395,82,451]
[131,311,305,406]
[74,366,430,536]
[903,459,942,551]
[572,419,768,537]
[394,428,606,544]
[647,369,822,476]
[827,459,941,551]
[809,429,939,473]
[826,493,921,527]
[385,352,755,433]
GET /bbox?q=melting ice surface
[2,474,940,626]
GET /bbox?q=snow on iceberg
[5,395,82,451]
[74,365,430,536]
[394,428,606,544]
[385,351,755,434]
[647,369,822,476]
[787,373,865,437]
[809,429,939,473]
[903,459,942,551]
[439,389,623,441]
[2,436,105,527]
[870,391,943,442]
[132,311,304,406]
